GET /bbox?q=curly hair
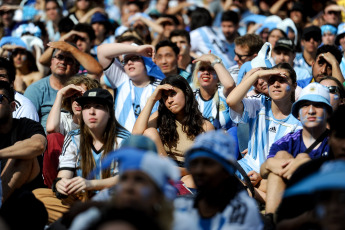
[157,75,205,147]
[61,76,101,114]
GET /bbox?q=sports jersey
[227,64,239,85]
[104,60,161,132]
[90,35,115,57]
[268,129,329,159]
[173,191,263,230]
[59,112,79,136]
[190,26,236,69]
[340,57,345,78]
[294,53,312,76]
[13,91,39,122]
[230,95,302,175]
[194,88,232,130]
[59,128,129,179]
[294,66,312,88]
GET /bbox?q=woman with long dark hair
[33,88,129,223]
[133,75,214,187]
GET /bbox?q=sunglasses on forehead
[0,94,10,104]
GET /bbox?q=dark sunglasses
[74,36,87,42]
[268,76,288,85]
[326,86,339,94]
[326,10,341,15]
[199,66,215,72]
[0,10,14,16]
[0,94,10,104]
[11,48,26,57]
[53,54,75,65]
[122,55,141,65]
[304,36,321,42]
[234,51,252,60]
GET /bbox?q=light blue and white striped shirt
[104,60,161,132]
[230,95,302,175]
[294,52,312,76]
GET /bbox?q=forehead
[221,21,235,26]
[320,79,337,86]
[235,45,249,53]
[156,46,175,55]
[170,36,187,43]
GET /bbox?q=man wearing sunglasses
[294,26,322,76]
[24,41,102,131]
[0,81,46,203]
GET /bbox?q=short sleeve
[59,133,79,170]
[103,60,128,88]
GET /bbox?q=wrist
[211,57,222,67]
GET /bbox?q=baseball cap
[274,38,295,52]
[185,130,237,175]
[291,82,332,118]
[76,88,113,108]
[284,160,345,198]
[302,26,322,41]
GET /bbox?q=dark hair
[10,49,39,73]
[316,45,343,64]
[0,57,15,83]
[0,81,14,102]
[234,34,264,55]
[155,40,180,56]
[221,10,239,25]
[169,29,191,44]
[159,14,180,26]
[268,28,287,39]
[190,7,213,31]
[126,0,144,11]
[157,75,205,147]
[116,35,144,45]
[319,76,345,99]
[328,104,345,138]
[58,16,75,34]
[272,62,297,85]
[73,23,96,41]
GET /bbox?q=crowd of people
[0,0,345,229]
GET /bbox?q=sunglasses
[199,66,215,72]
[0,10,14,16]
[53,54,75,65]
[268,75,288,85]
[234,51,252,60]
[11,48,26,57]
[0,94,10,104]
[122,55,141,65]
[74,36,87,42]
[326,10,341,15]
[326,86,339,94]
[304,36,321,42]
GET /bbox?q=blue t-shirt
[268,129,329,159]
[24,76,58,131]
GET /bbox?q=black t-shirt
[0,118,46,173]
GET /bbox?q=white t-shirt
[59,112,79,136]
[13,92,39,122]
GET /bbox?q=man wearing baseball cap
[272,37,310,88]
[261,82,332,218]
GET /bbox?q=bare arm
[46,84,86,133]
[97,43,155,69]
[322,52,344,83]
[65,175,119,194]
[0,134,46,160]
[132,84,174,134]
[47,41,103,80]
[269,0,289,15]
[193,54,235,97]
[78,7,105,23]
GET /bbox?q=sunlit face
[92,22,106,38]
[115,170,161,212]
[122,55,147,81]
[76,0,90,11]
[302,37,321,53]
[74,32,92,53]
[221,21,238,42]
[272,49,295,66]
[268,29,285,48]
[322,32,336,45]
[51,50,77,78]
[254,78,268,96]
[189,157,230,190]
[127,3,140,16]
[155,46,178,75]
[162,87,186,115]
[45,1,59,22]
[267,70,294,101]
[12,48,28,69]
[170,36,190,54]
[298,101,327,129]
[290,10,303,24]
[323,6,341,25]
[197,64,218,90]
[312,55,333,82]
[82,102,110,131]
[234,45,255,68]
[320,79,343,110]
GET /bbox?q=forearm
[260,160,271,179]
[0,135,46,159]
[331,63,344,83]
[214,63,235,97]
[71,47,103,79]
[88,176,119,191]
[132,98,157,134]
[139,17,163,34]
[39,47,54,66]
[269,0,288,15]
[46,93,63,133]
[97,43,138,68]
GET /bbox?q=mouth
[89,118,97,122]
[307,117,317,121]
[128,67,135,71]
[75,106,81,111]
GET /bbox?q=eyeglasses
[304,36,321,42]
[11,48,26,57]
[122,55,141,65]
[53,54,75,65]
[326,86,339,94]
[0,10,14,16]
[267,75,288,85]
[234,51,252,60]
[326,10,341,15]
[0,94,10,104]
